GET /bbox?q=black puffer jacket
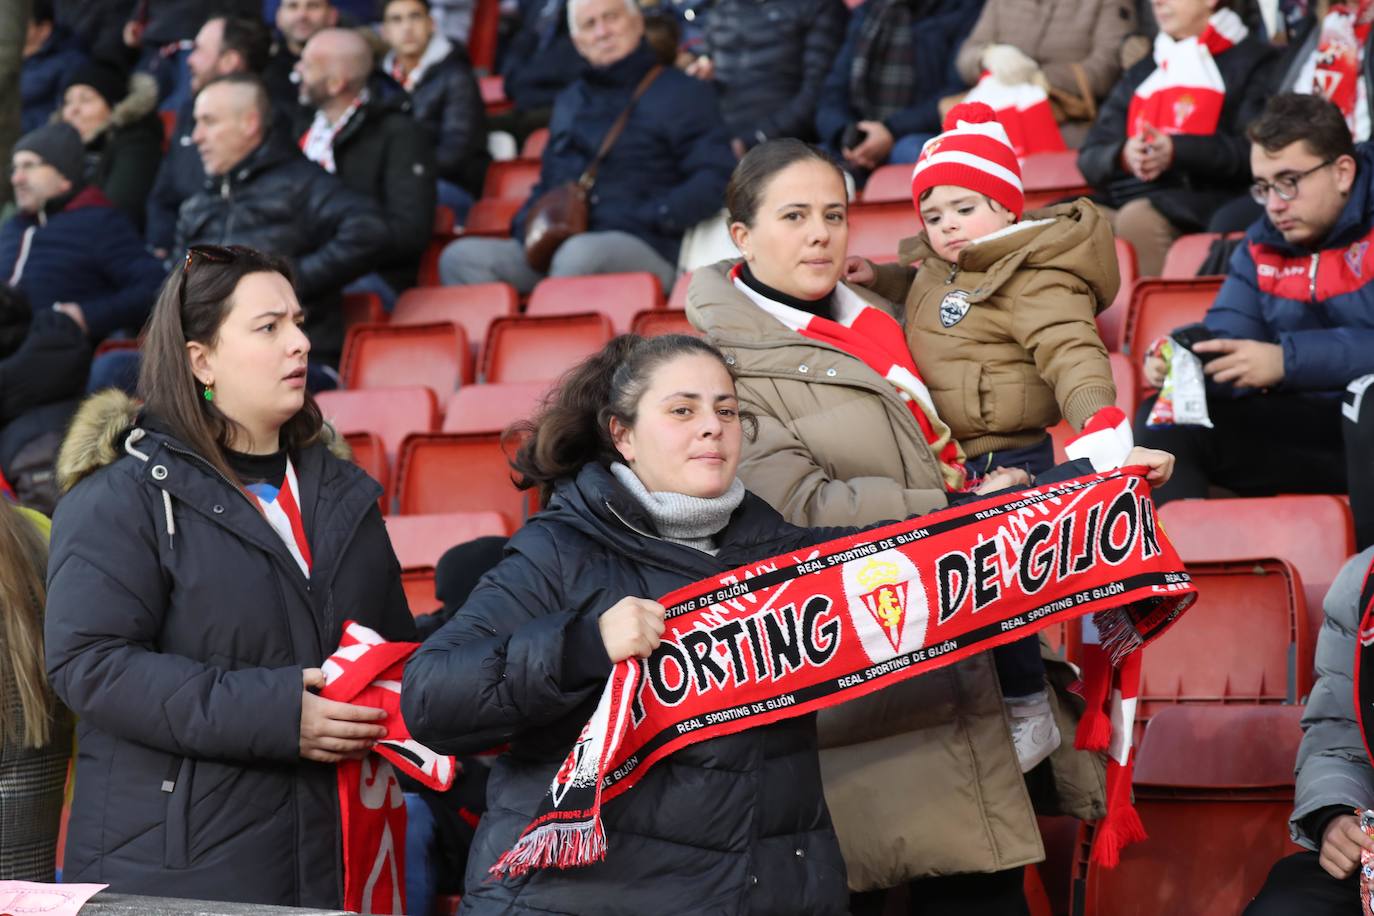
[399,36,491,196]
[45,391,415,907]
[175,131,388,364]
[1077,28,1276,231]
[401,462,851,915]
[703,0,848,146]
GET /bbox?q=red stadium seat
[1159,496,1356,640]
[393,284,518,357]
[668,271,692,310]
[481,313,615,383]
[482,159,541,201]
[522,128,549,159]
[1135,558,1310,719]
[433,205,456,237]
[1097,238,1137,352]
[478,74,510,113]
[1021,150,1092,210]
[468,0,500,74]
[1162,232,1241,279]
[526,272,664,333]
[860,163,913,203]
[315,387,439,464]
[341,291,386,333]
[385,511,511,571]
[443,381,552,434]
[92,336,140,359]
[342,430,389,511]
[396,432,533,529]
[340,321,472,394]
[461,197,522,238]
[847,201,920,264]
[401,568,442,617]
[1121,277,1224,359]
[631,309,696,337]
[1076,705,1303,916]
[159,109,176,153]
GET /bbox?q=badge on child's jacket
[939,290,971,327]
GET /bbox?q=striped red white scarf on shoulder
[1127,9,1248,138]
[730,263,968,492]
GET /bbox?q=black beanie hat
[64,62,129,110]
[12,122,86,185]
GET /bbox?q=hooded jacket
[687,260,1106,889]
[73,71,164,230]
[0,185,166,341]
[1202,143,1374,394]
[386,34,491,195]
[45,391,415,907]
[868,200,1119,459]
[175,130,389,365]
[401,461,852,915]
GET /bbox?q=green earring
[202,384,214,403]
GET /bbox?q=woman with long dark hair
[45,244,415,906]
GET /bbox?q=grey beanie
[13,122,86,186]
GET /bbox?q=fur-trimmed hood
[50,71,160,138]
[57,389,351,494]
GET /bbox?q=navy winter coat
[400,37,490,195]
[20,27,89,134]
[501,0,587,112]
[814,0,983,149]
[0,186,166,341]
[401,462,851,915]
[1203,143,1374,393]
[511,42,736,266]
[46,392,415,907]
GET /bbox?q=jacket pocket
[162,756,194,869]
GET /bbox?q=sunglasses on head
[178,244,237,307]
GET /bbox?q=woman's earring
[202,381,214,403]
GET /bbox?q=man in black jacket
[381,0,488,219]
[294,27,436,300]
[179,73,387,368]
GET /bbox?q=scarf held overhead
[492,467,1198,879]
[1126,9,1247,138]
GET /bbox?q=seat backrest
[461,197,522,238]
[384,511,511,571]
[467,0,501,73]
[340,321,472,393]
[401,568,442,618]
[847,202,921,263]
[522,128,549,159]
[481,313,615,383]
[341,291,386,332]
[1097,238,1137,352]
[526,272,664,333]
[1079,705,1303,916]
[668,271,692,310]
[342,430,389,511]
[1161,233,1226,279]
[861,164,914,203]
[392,284,518,355]
[630,309,696,338]
[396,432,532,529]
[1136,559,1309,720]
[482,159,541,201]
[443,381,553,433]
[1021,151,1092,209]
[315,387,438,464]
[1121,277,1224,358]
[1159,496,1356,640]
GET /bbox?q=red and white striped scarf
[1309,1,1374,140]
[246,457,312,578]
[1126,9,1248,139]
[731,264,968,491]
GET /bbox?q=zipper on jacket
[1308,252,1320,302]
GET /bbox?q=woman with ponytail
[0,500,69,881]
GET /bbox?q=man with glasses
[1136,93,1374,553]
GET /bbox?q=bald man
[294,27,436,300]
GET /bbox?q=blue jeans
[889,132,937,165]
[437,180,474,225]
[404,792,437,916]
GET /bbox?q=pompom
[942,101,998,132]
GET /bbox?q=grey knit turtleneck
[610,462,745,555]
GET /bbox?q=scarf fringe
[1090,753,1148,868]
[490,817,607,880]
[1094,606,1147,665]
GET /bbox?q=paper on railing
[0,881,108,915]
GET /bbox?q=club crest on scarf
[939,290,972,327]
[844,551,927,660]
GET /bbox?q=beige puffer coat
[687,260,1105,890]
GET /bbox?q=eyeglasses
[178,244,236,307]
[1249,159,1337,205]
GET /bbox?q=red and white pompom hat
[910,102,1025,222]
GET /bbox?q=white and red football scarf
[491,467,1197,878]
[964,75,1067,158]
[1126,9,1247,139]
[245,457,313,577]
[300,90,368,174]
[1308,1,1374,140]
[321,622,457,914]
[730,264,968,491]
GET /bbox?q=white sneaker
[1005,690,1062,773]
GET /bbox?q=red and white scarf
[491,466,1198,879]
[246,457,312,578]
[731,264,968,491]
[300,90,368,174]
[964,76,1067,158]
[321,622,457,914]
[1126,9,1248,138]
[1305,1,1374,141]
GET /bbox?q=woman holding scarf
[1076,0,1275,276]
[43,245,415,906]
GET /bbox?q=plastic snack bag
[1361,808,1374,914]
[1146,335,1213,429]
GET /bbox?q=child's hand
[973,467,1030,494]
[843,256,875,286]
[1143,353,1168,388]
[1125,447,1174,486]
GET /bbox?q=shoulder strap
[579,65,664,189]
